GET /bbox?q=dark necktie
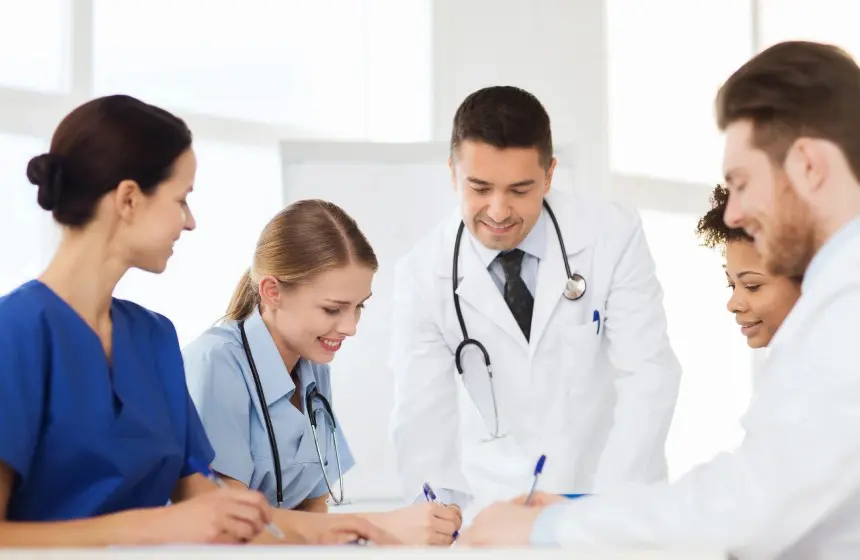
[496,249,534,341]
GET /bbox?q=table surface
[0,547,727,559]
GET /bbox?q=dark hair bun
[26,153,64,211]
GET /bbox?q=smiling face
[724,239,801,348]
[450,140,554,251]
[111,148,198,273]
[722,121,819,279]
[261,262,374,365]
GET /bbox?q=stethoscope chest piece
[563,273,587,301]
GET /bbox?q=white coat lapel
[529,191,592,350]
[454,225,529,347]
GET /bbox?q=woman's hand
[134,486,272,545]
[287,512,401,545]
[373,502,462,546]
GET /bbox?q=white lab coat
[389,189,682,515]
[538,220,860,559]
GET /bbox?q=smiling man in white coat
[388,86,682,516]
[460,42,860,559]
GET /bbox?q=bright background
[0,0,836,505]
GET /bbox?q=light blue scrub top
[0,280,215,521]
[183,308,355,509]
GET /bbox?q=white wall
[5,0,847,505]
[431,0,610,199]
[287,0,757,500]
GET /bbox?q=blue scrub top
[0,280,215,521]
[183,308,355,509]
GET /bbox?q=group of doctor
[1,37,859,558]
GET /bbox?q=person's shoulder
[182,321,244,372]
[0,280,59,334]
[552,189,641,232]
[111,297,180,342]
[183,321,249,403]
[396,207,458,279]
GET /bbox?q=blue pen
[524,454,546,506]
[423,482,459,540]
[188,457,285,541]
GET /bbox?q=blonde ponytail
[225,268,259,321]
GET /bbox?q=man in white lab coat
[389,85,682,515]
[460,41,860,559]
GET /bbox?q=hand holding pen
[515,454,572,508]
[189,457,285,541]
[423,482,461,540]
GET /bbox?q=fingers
[225,502,268,536]
[431,503,461,523]
[448,504,463,524]
[317,529,360,545]
[209,488,272,543]
[349,518,401,545]
[430,515,458,536]
[221,488,273,523]
[426,530,455,546]
[216,515,259,543]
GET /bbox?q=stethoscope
[452,199,586,439]
[238,320,345,507]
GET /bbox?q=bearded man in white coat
[460,40,860,560]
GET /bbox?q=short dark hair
[26,94,192,227]
[450,85,553,169]
[716,40,860,181]
[696,184,753,250]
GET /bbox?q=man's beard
[762,175,817,279]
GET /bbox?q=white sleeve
[594,209,682,489]
[536,291,860,559]
[389,256,472,501]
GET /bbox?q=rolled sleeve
[183,341,255,485]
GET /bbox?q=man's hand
[511,491,568,507]
[457,501,544,547]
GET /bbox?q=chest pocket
[536,302,605,395]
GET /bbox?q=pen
[524,454,546,506]
[423,482,459,540]
[188,457,285,541]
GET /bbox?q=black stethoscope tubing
[238,320,343,507]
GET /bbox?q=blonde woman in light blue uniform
[184,199,462,545]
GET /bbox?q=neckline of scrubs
[33,280,135,423]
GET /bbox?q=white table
[0,547,727,559]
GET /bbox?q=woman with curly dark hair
[696,184,801,348]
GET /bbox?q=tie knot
[496,249,525,279]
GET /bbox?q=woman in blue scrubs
[0,96,389,547]
[695,184,801,347]
[184,200,462,546]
